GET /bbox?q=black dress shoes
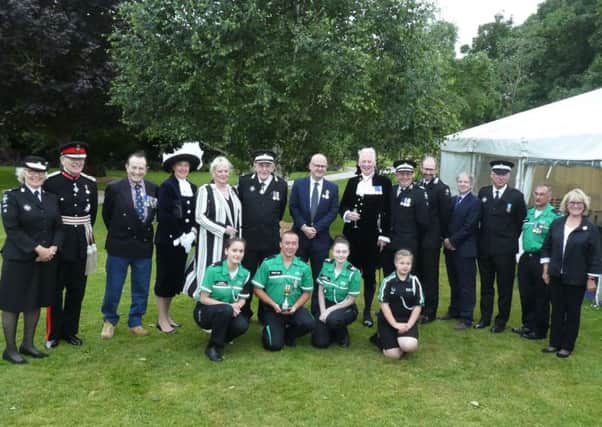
[369,333,382,350]
[491,325,505,333]
[19,346,48,358]
[473,321,490,329]
[522,331,545,340]
[65,335,83,346]
[362,312,374,327]
[284,334,297,348]
[542,346,559,353]
[338,330,350,348]
[556,349,572,358]
[205,346,223,362]
[3,350,28,364]
[420,315,435,325]
[438,313,457,321]
[511,326,531,335]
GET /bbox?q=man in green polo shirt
[253,230,316,350]
[513,184,559,340]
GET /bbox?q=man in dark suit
[476,160,527,333]
[43,142,98,348]
[417,156,451,324]
[339,147,392,327]
[100,151,158,339]
[238,150,288,319]
[289,153,339,315]
[442,172,481,330]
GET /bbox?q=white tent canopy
[440,88,602,218]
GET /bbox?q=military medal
[24,204,32,211]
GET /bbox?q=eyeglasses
[568,201,584,206]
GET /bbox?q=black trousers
[48,258,87,340]
[549,278,586,351]
[418,247,441,318]
[445,251,476,324]
[241,247,278,319]
[260,305,315,351]
[348,238,379,314]
[193,303,249,348]
[311,302,358,348]
[477,254,516,326]
[517,252,550,336]
[297,237,330,315]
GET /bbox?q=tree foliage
[110,0,459,171]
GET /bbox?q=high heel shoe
[155,322,176,334]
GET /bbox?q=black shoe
[64,335,83,346]
[454,321,471,330]
[438,313,457,321]
[556,349,572,358]
[362,312,374,327]
[369,333,382,350]
[3,350,27,364]
[542,346,559,353]
[284,334,297,348]
[511,326,531,335]
[338,330,350,348]
[420,315,435,325]
[18,346,48,358]
[156,323,176,334]
[45,339,59,349]
[522,331,545,340]
[491,325,505,333]
[205,346,223,362]
[473,321,490,329]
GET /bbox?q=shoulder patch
[80,172,96,182]
[324,258,334,264]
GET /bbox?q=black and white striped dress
[183,183,241,298]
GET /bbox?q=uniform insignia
[250,185,256,192]
[506,203,512,213]
[482,197,487,203]
[444,188,450,195]
[322,189,330,200]
[80,172,96,182]
[20,188,25,192]
[400,197,412,207]
[85,203,91,213]
[272,191,280,201]
[583,225,588,231]
[269,271,282,276]
[73,182,79,194]
[84,184,90,195]
[24,204,32,211]
[434,177,439,184]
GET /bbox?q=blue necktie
[135,183,145,221]
[310,182,320,222]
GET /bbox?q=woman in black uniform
[376,249,423,359]
[0,156,63,364]
[155,143,202,333]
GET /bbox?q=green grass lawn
[0,168,601,426]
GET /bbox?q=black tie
[310,182,320,222]
[495,190,500,200]
[260,181,266,194]
[34,190,41,202]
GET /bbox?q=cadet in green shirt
[514,184,559,340]
[253,231,315,351]
[311,236,360,348]
[193,237,251,362]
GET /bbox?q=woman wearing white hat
[155,143,203,333]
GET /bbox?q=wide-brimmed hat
[162,142,204,172]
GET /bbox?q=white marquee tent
[440,88,602,224]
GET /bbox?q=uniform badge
[506,203,512,214]
[322,189,330,200]
[145,195,158,208]
[84,203,91,213]
[444,188,450,195]
[583,225,588,231]
[482,197,487,203]
[373,185,383,195]
[400,197,412,207]
[272,191,280,201]
[250,185,256,192]
[24,204,32,211]
[73,182,79,194]
[84,184,90,195]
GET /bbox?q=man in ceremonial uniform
[43,142,98,348]
[238,150,288,319]
[253,231,316,351]
[417,156,451,324]
[381,160,429,277]
[513,184,559,340]
[339,147,392,327]
[476,160,527,333]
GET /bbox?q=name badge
[506,203,512,214]
[269,271,282,276]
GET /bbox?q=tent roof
[442,88,602,161]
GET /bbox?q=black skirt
[154,243,188,297]
[0,258,57,312]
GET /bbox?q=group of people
[0,142,599,364]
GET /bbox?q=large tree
[110,0,459,170]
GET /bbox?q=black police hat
[253,150,276,164]
[22,155,49,172]
[489,160,514,174]
[393,159,416,173]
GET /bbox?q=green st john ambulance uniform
[252,254,316,351]
[312,259,361,348]
[193,261,251,350]
[517,203,559,338]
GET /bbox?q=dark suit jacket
[478,185,527,256]
[155,175,197,244]
[541,215,602,286]
[102,178,158,258]
[339,174,392,242]
[1,186,64,261]
[289,176,339,241]
[421,177,452,249]
[445,192,481,258]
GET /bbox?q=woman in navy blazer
[541,189,601,358]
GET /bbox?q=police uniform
[252,254,316,351]
[477,161,527,331]
[383,162,429,276]
[417,176,451,321]
[193,261,251,355]
[339,172,392,321]
[43,142,98,346]
[376,273,424,349]
[238,150,288,319]
[516,204,559,338]
[311,259,361,348]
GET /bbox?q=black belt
[523,251,541,257]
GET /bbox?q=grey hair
[210,156,233,175]
[358,147,376,161]
[456,171,474,184]
[16,167,47,184]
